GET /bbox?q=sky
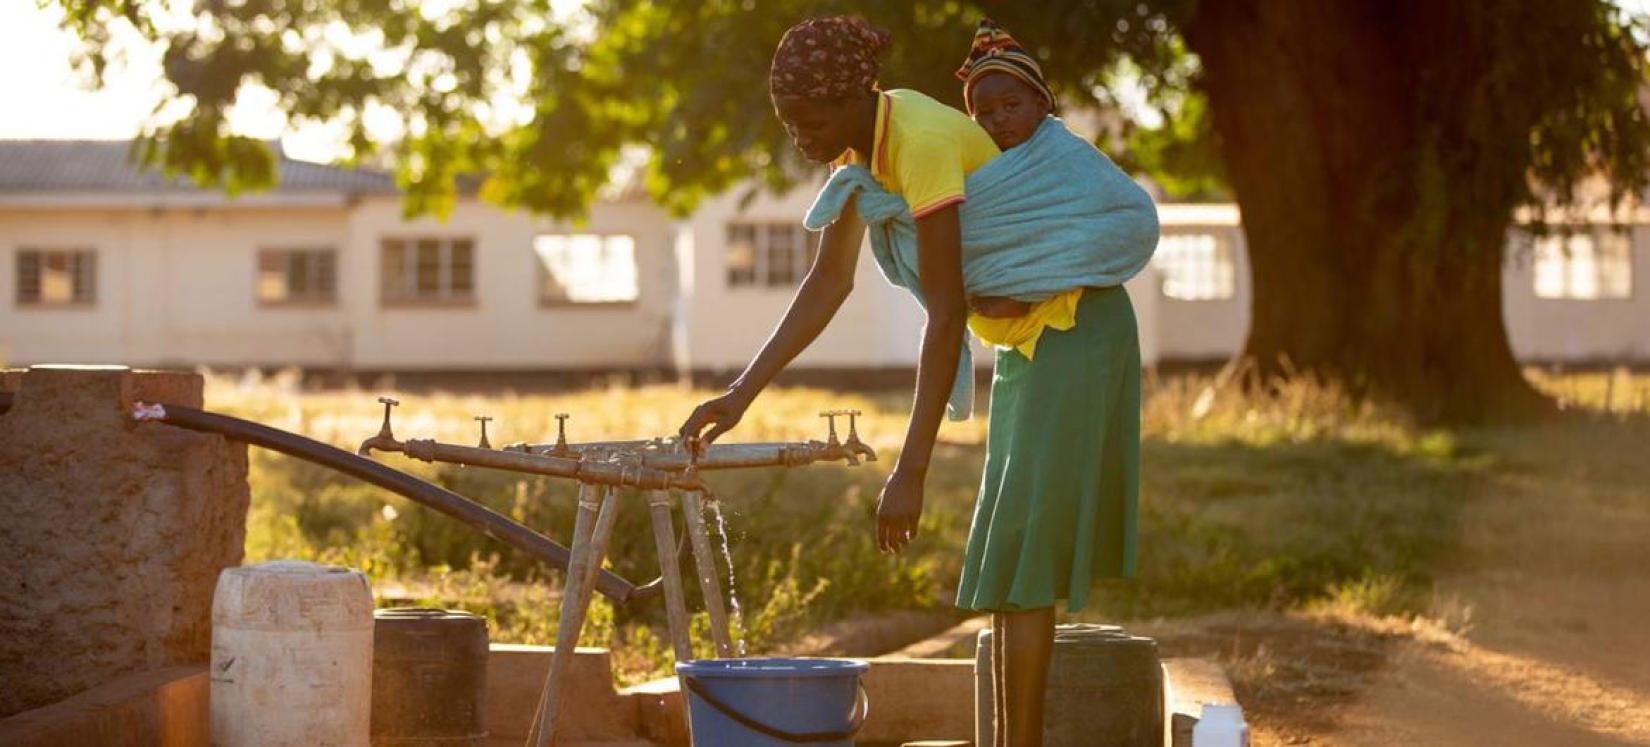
[2,1,1648,164]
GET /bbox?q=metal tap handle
[843,409,862,439]
[376,397,399,435]
[819,410,840,445]
[554,413,570,446]
[475,416,494,450]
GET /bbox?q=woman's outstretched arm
[679,196,867,447]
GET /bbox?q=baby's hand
[967,295,1032,319]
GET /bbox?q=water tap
[549,413,573,456]
[357,397,404,456]
[819,410,842,446]
[842,409,877,464]
[474,416,494,450]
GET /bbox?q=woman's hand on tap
[678,390,752,458]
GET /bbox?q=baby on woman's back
[955,18,1153,352]
[956,18,1058,152]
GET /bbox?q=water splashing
[708,500,748,657]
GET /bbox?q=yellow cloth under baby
[966,288,1085,360]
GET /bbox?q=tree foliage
[48,0,1650,419]
[51,0,1647,218]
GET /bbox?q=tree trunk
[1183,1,1553,423]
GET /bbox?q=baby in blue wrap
[957,18,1087,320]
[956,18,1057,152]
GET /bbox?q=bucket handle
[683,674,869,743]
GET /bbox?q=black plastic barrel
[975,623,1164,747]
[370,608,490,746]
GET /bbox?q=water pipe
[481,411,878,472]
[122,400,651,605]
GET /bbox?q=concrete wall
[344,196,677,370]
[0,366,248,717]
[0,206,353,367]
[0,666,208,747]
[1150,204,1249,362]
[0,196,678,371]
[5,187,1647,373]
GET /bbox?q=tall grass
[210,368,1650,682]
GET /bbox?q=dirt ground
[1140,430,1650,746]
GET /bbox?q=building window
[1154,231,1236,301]
[258,248,337,305]
[381,237,474,305]
[16,249,95,306]
[727,222,814,288]
[1531,227,1633,300]
[534,234,640,304]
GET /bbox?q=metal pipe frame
[527,484,621,747]
[394,438,707,491]
[437,438,876,473]
[121,400,650,604]
[647,490,696,665]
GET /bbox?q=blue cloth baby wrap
[803,116,1160,420]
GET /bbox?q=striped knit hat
[955,18,1056,114]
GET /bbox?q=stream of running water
[707,500,748,657]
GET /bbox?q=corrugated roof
[0,140,397,194]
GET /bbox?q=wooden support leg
[582,487,623,593]
[680,490,735,658]
[527,484,605,747]
[648,490,695,664]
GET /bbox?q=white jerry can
[210,560,374,747]
[1192,703,1250,747]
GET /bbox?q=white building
[0,141,678,374]
[2,140,1646,381]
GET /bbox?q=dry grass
[208,367,1650,686]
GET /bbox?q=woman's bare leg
[999,606,1056,746]
[991,612,1008,746]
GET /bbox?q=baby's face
[969,73,1051,150]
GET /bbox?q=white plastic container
[210,560,374,747]
[1192,703,1249,747]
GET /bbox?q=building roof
[0,139,397,195]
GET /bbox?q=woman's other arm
[878,202,968,553]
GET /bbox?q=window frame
[256,247,339,308]
[15,248,97,308]
[1526,225,1635,302]
[725,221,816,290]
[1153,228,1239,302]
[379,236,477,307]
[533,233,642,308]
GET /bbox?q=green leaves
[48,0,1650,226]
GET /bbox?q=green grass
[212,368,1650,683]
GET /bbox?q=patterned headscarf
[769,16,891,99]
[955,18,1056,114]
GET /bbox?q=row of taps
[356,397,877,486]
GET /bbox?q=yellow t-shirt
[839,89,1081,359]
[966,288,1085,360]
[837,89,999,217]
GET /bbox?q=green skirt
[955,285,1141,613]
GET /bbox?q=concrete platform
[0,665,208,747]
[485,644,639,745]
[0,643,1236,746]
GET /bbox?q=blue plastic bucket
[675,658,870,745]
